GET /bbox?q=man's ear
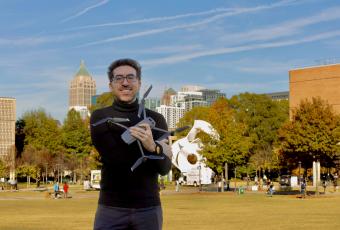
[109,82,113,91]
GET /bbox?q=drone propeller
[131,157,145,171]
[138,85,153,118]
[130,139,165,171]
[146,155,164,160]
[131,155,165,171]
[91,117,130,127]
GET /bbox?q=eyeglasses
[111,74,138,84]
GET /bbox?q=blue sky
[1,0,340,122]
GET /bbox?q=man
[90,58,172,230]
[53,182,59,199]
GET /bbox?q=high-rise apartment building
[156,105,185,130]
[69,60,96,118]
[199,89,226,106]
[0,97,16,180]
[158,85,225,128]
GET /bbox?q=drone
[92,85,189,171]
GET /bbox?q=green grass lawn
[1,185,340,230]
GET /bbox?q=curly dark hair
[107,58,141,82]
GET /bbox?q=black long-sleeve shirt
[90,99,171,208]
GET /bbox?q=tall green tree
[200,98,252,174]
[278,97,340,169]
[20,109,63,184]
[62,109,92,156]
[22,109,62,155]
[62,109,93,181]
[229,93,289,174]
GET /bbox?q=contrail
[61,0,110,23]
[142,30,340,66]
[71,0,300,30]
[78,0,301,47]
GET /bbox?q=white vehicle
[185,166,214,186]
[90,170,101,189]
[185,169,200,186]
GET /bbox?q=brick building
[289,63,340,116]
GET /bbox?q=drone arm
[152,126,169,133]
[110,122,129,130]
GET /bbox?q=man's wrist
[153,141,163,155]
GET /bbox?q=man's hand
[129,123,156,152]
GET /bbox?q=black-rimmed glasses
[111,74,138,84]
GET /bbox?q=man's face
[109,65,141,103]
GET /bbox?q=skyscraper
[69,60,96,118]
[161,88,176,106]
[0,97,16,180]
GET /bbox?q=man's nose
[122,77,129,85]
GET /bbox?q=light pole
[298,161,301,185]
[316,160,319,196]
[45,163,48,184]
[234,167,237,193]
[198,163,201,192]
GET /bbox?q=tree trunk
[221,172,224,193]
[73,171,77,184]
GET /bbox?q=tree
[278,97,340,171]
[22,109,62,156]
[15,119,25,158]
[20,109,63,184]
[16,145,46,186]
[89,92,113,113]
[0,159,9,179]
[229,93,289,175]
[201,98,252,175]
[178,98,252,176]
[62,109,93,182]
[176,106,210,139]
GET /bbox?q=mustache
[119,86,133,90]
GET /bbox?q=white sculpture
[171,120,219,185]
